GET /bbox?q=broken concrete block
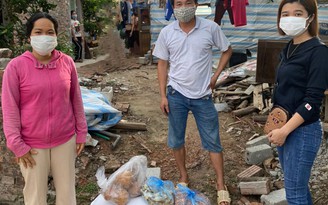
[261,188,287,205]
[245,144,273,165]
[246,135,270,147]
[237,165,264,179]
[239,177,271,195]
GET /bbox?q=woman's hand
[76,143,85,156]
[17,149,38,169]
[267,128,288,146]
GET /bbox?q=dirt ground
[75,28,327,205]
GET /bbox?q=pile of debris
[213,59,272,125]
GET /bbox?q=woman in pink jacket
[2,12,87,205]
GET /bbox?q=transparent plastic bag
[174,185,210,205]
[141,176,175,205]
[95,155,148,205]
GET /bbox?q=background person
[153,0,232,204]
[71,10,83,62]
[2,12,87,205]
[268,0,328,204]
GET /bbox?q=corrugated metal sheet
[150,0,328,63]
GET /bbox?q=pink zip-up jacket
[2,50,87,157]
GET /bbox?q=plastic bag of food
[174,185,210,205]
[141,176,175,205]
[96,155,148,205]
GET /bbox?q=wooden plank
[244,85,255,95]
[232,106,258,117]
[214,90,246,95]
[111,120,147,131]
[253,84,264,111]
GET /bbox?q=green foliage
[56,32,74,57]
[76,182,99,194]
[0,0,56,56]
[82,0,113,39]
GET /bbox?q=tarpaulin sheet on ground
[81,87,122,131]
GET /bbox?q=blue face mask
[72,14,78,20]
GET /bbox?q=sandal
[217,186,231,205]
[176,181,189,189]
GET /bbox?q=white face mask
[279,16,310,37]
[174,7,197,23]
[30,35,58,56]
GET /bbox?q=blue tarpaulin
[81,87,122,131]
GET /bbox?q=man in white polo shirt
[153,0,232,204]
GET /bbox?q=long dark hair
[26,12,58,37]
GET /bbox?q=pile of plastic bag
[174,184,210,205]
[141,177,175,205]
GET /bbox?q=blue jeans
[277,120,322,205]
[166,86,222,152]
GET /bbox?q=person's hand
[74,37,78,42]
[17,149,38,169]
[267,128,288,146]
[76,143,85,156]
[160,97,169,116]
[209,74,219,90]
[130,31,133,37]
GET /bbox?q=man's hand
[209,74,219,90]
[17,149,38,169]
[160,97,169,116]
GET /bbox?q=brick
[261,188,288,205]
[237,165,263,179]
[245,144,273,165]
[239,177,271,195]
[246,135,270,147]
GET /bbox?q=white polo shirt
[153,17,230,99]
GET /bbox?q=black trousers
[214,0,234,26]
[72,37,83,61]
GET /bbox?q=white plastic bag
[95,155,148,205]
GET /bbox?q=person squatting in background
[71,10,83,62]
[2,12,87,205]
[268,0,328,204]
